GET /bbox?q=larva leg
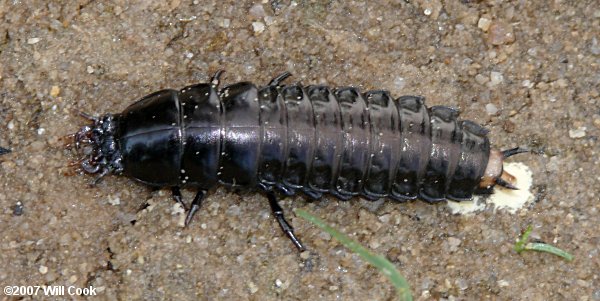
[210,69,225,87]
[266,191,306,252]
[184,190,206,227]
[171,187,187,210]
[268,72,292,87]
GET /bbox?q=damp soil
[1,1,599,300]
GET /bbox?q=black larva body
[85,78,491,202]
[75,72,527,250]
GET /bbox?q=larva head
[479,147,529,191]
[70,113,123,184]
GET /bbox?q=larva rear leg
[169,187,205,226]
[268,71,292,87]
[259,183,305,251]
[210,69,225,87]
[171,187,188,210]
[266,191,306,251]
[185,190,206,226]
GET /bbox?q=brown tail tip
[496,169,519,190]
[495,176,519,190]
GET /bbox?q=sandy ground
[1,0,599,300]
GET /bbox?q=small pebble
[220,18,230,28]
[489,71,504,86]
[107,195,120,206]
[475,73,488,85]
[31,141,45,151]
[50,85,60,97]
[546,156,560,172]
[592,289,600,300]
[521,80,534,88]
[378,214,391,223]
[300,251,310,260]
[576,279,590,287]
[249,4,265,18]
[394,76,406,90]
[447,237,462,252]
[369,239,381,249]
[568,127,587,139]
[37,128,46,135]
[226,204,241,216]
[27,37,41,44]
[487,21,515,45]
[87,66,95,74]
[455,278,469,291]
[275,279,283,288]
[485,103,499,115]
[318,231,331,241]
[172,203,185,215]
[252,22,265,33]
[590,37,600,55]
[248,281,259,294]
[592,116,600,129]
[478,17,492,31]
[555,78,568,88]
[39,265,48,274]
[497,280,510,287]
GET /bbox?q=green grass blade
[524,243,574,261]
[514,225,574,261]
[295,209,412,301]
[514,225,533,253]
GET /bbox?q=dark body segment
[363,91,400,199]
[257,86,287,186]
[334,88,371,197]
[392,96,431,200]
[305,86,343,194]
[218,82,261,187]
[179,83,222,189]
[280,86,316,190]
[447,121,490,201]
[118,89,182,186]
[420,106,462,201]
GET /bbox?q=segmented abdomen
[118,81,491,202]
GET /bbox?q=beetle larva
[71,71,527,251]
